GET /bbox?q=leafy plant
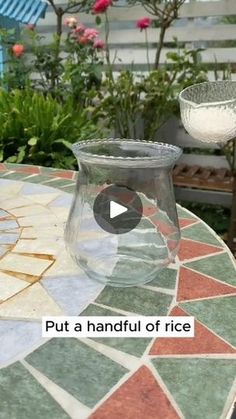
[0,88,100,168]
[96,46,207,139]
[127,0,186,69]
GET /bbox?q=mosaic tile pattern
[0,163,235,419]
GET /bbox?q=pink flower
[27,24,35,31]
[75,24,85,34]
[12,44,25,57]
[78,36,90,45]
[92,0,112,14]
[136,17,152,31]
[64,16,77,29]
[84,28,99,40]
[93,39,105,49]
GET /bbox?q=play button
[93,185,143,235]
[110,201,128,219]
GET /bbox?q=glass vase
[65,139,182,287]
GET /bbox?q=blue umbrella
[0,0,47,24]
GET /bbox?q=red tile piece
[179,218,198,229]
[15,165,40,174]
[50,170,74,179]
[177,266,236,302]
[142,205,158,217]
[90,366,180,419]
[0,163,6,171]
[150,306,235,355]
[178,239,223,261]
[167,239,179,252]
[155,220,177,236]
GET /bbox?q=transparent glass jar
[65,139,182,287]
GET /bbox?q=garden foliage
[0,0,227,167]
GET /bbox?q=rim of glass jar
[72,139,182,167]
[179,81,236,108]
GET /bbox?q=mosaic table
[0,163,235,419]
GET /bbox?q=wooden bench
[156,116,235,252]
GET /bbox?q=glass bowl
[179,81,236,145]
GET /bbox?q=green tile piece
[6,163,38,170]
[81,304,120,317]
[0,362,69,419]
[181,223,223,247]
[96,287,173,316]
[26,338,127,408]
[0,172,27,181]
[44,179,75,188]
[177,205,196,219]
[107,254,169,286]
[181,296,236,347]
[148,268,177,289]
[184,252,236,286]
[25,175,53,184]
[40,167,58,174]
[152,358,236,419]
[60,185,76,193]
[81,304,150,357]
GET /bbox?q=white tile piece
[42,274,103,316]
[48,194,73,208]
[0,180,24,196]
[0,220,19,230]
[48,207,69,221]
[0,233,19,245]
[14,238,63,256]
[21,183,58,195]
[42,249,79,277]
[0,253,52,276]
[0,197,32,210]
[0,272,28,301]
[22,192,63,206]
[18,214,60,228]
[0,246,8,258]
[0,321,42,366]
[0,283,64,320]
[20,226,64,239]
[0,210,9,218]
[9,205,52,217]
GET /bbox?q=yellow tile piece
[0,272,28,301]
[0,253,52,276]
[0,282,64,320]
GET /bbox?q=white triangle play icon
[110,201,128,219]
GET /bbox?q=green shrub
[0,88,100,169]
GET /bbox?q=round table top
[0,163,235,419]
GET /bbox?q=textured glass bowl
[179,81,236,144]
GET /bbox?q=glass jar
[65,139,182,287]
